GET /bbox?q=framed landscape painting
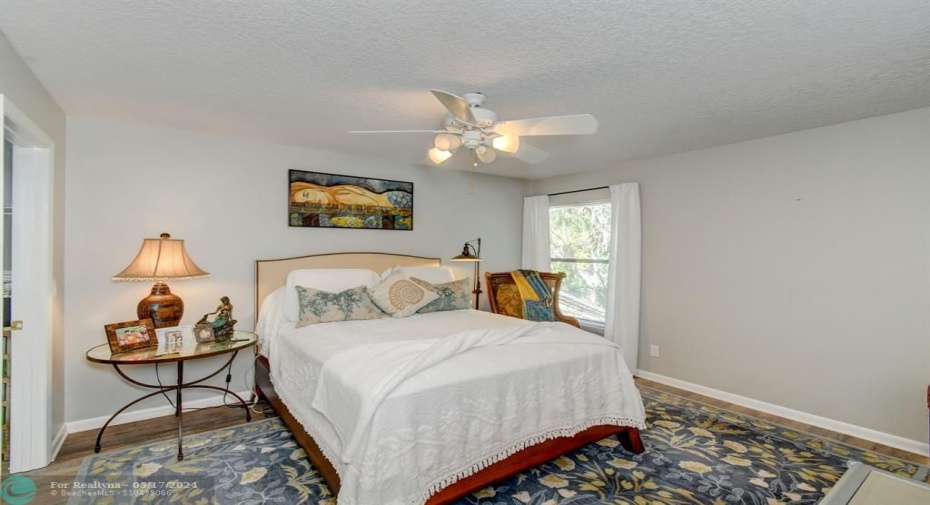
[288,170,413,230]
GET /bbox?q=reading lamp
[450,237,482,309]
[112,233,209,328]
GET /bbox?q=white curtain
[604,183,642,374]
[521,195,551,271]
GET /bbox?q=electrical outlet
[650,345,659,358]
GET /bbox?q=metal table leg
[94,351,250,459]
[177,360,184,460]
[94,389,173,453]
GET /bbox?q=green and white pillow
[411,277,472,313]
[369,272,439,318]
[295,285,383,327]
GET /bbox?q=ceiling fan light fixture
[428,148,453,164]
[492,134,520,153]
[476,147,497,164]
[434,133,463,151]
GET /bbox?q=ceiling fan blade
[349,129,445,133]
[494,114,598,136]
[508,141,550,164]
[430,89,476,124]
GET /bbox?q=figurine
[197,296,237,340]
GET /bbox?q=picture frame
[288,170,413,230]
[104,319,157,354]
[193,322,215,343]
[155,340,184,357]
[155,324,193,345]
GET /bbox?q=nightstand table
[86,330,257,460]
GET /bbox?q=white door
[1,95,56,472]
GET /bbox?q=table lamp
[112,233,209,328]
[450,237,482,309]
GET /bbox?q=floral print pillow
[411,277,472,313]
[295,285,384,327]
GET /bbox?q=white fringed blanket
[261,302,645,505]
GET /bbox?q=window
[549,202,610,324]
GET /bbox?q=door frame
[1,95,56,472]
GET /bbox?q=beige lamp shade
[113,233,209,281]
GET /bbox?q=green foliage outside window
[549,203,611,322]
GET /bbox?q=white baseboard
[636,370,928,457]
[65,389,254,434]
[50,423,68,461]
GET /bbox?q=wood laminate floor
[13,378,929,493]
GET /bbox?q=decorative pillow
[369,272,439,318]
[380,265,455,284]
[411,277,472,313]
[285,269,380,321]
[294,285,383,327]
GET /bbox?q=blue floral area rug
[67,422,323,505]
[70,386,927,504]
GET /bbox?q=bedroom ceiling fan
[350,90,598,166]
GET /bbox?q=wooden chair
[485,271,580,328]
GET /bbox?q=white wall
[65,116,526,423]
[531,108,930,444]
[0,31,68,447]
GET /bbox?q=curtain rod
[547,186,608,197]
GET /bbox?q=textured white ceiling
[2,0,928,179]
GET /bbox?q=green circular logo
[1,475,36,505]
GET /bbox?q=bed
[253,252,646,505]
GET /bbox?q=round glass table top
[86,330,257,365]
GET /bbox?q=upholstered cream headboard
[254,252,441,323]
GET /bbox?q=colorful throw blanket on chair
[510,270,557,322]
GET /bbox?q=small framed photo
[193,323,215,343]
[104,319,157,354]
[155,325,193,345]
[155,340,184,357]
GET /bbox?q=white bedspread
[260,292,645,505]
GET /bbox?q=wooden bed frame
[253,252,644,504]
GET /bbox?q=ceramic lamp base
[137,282,184,328]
